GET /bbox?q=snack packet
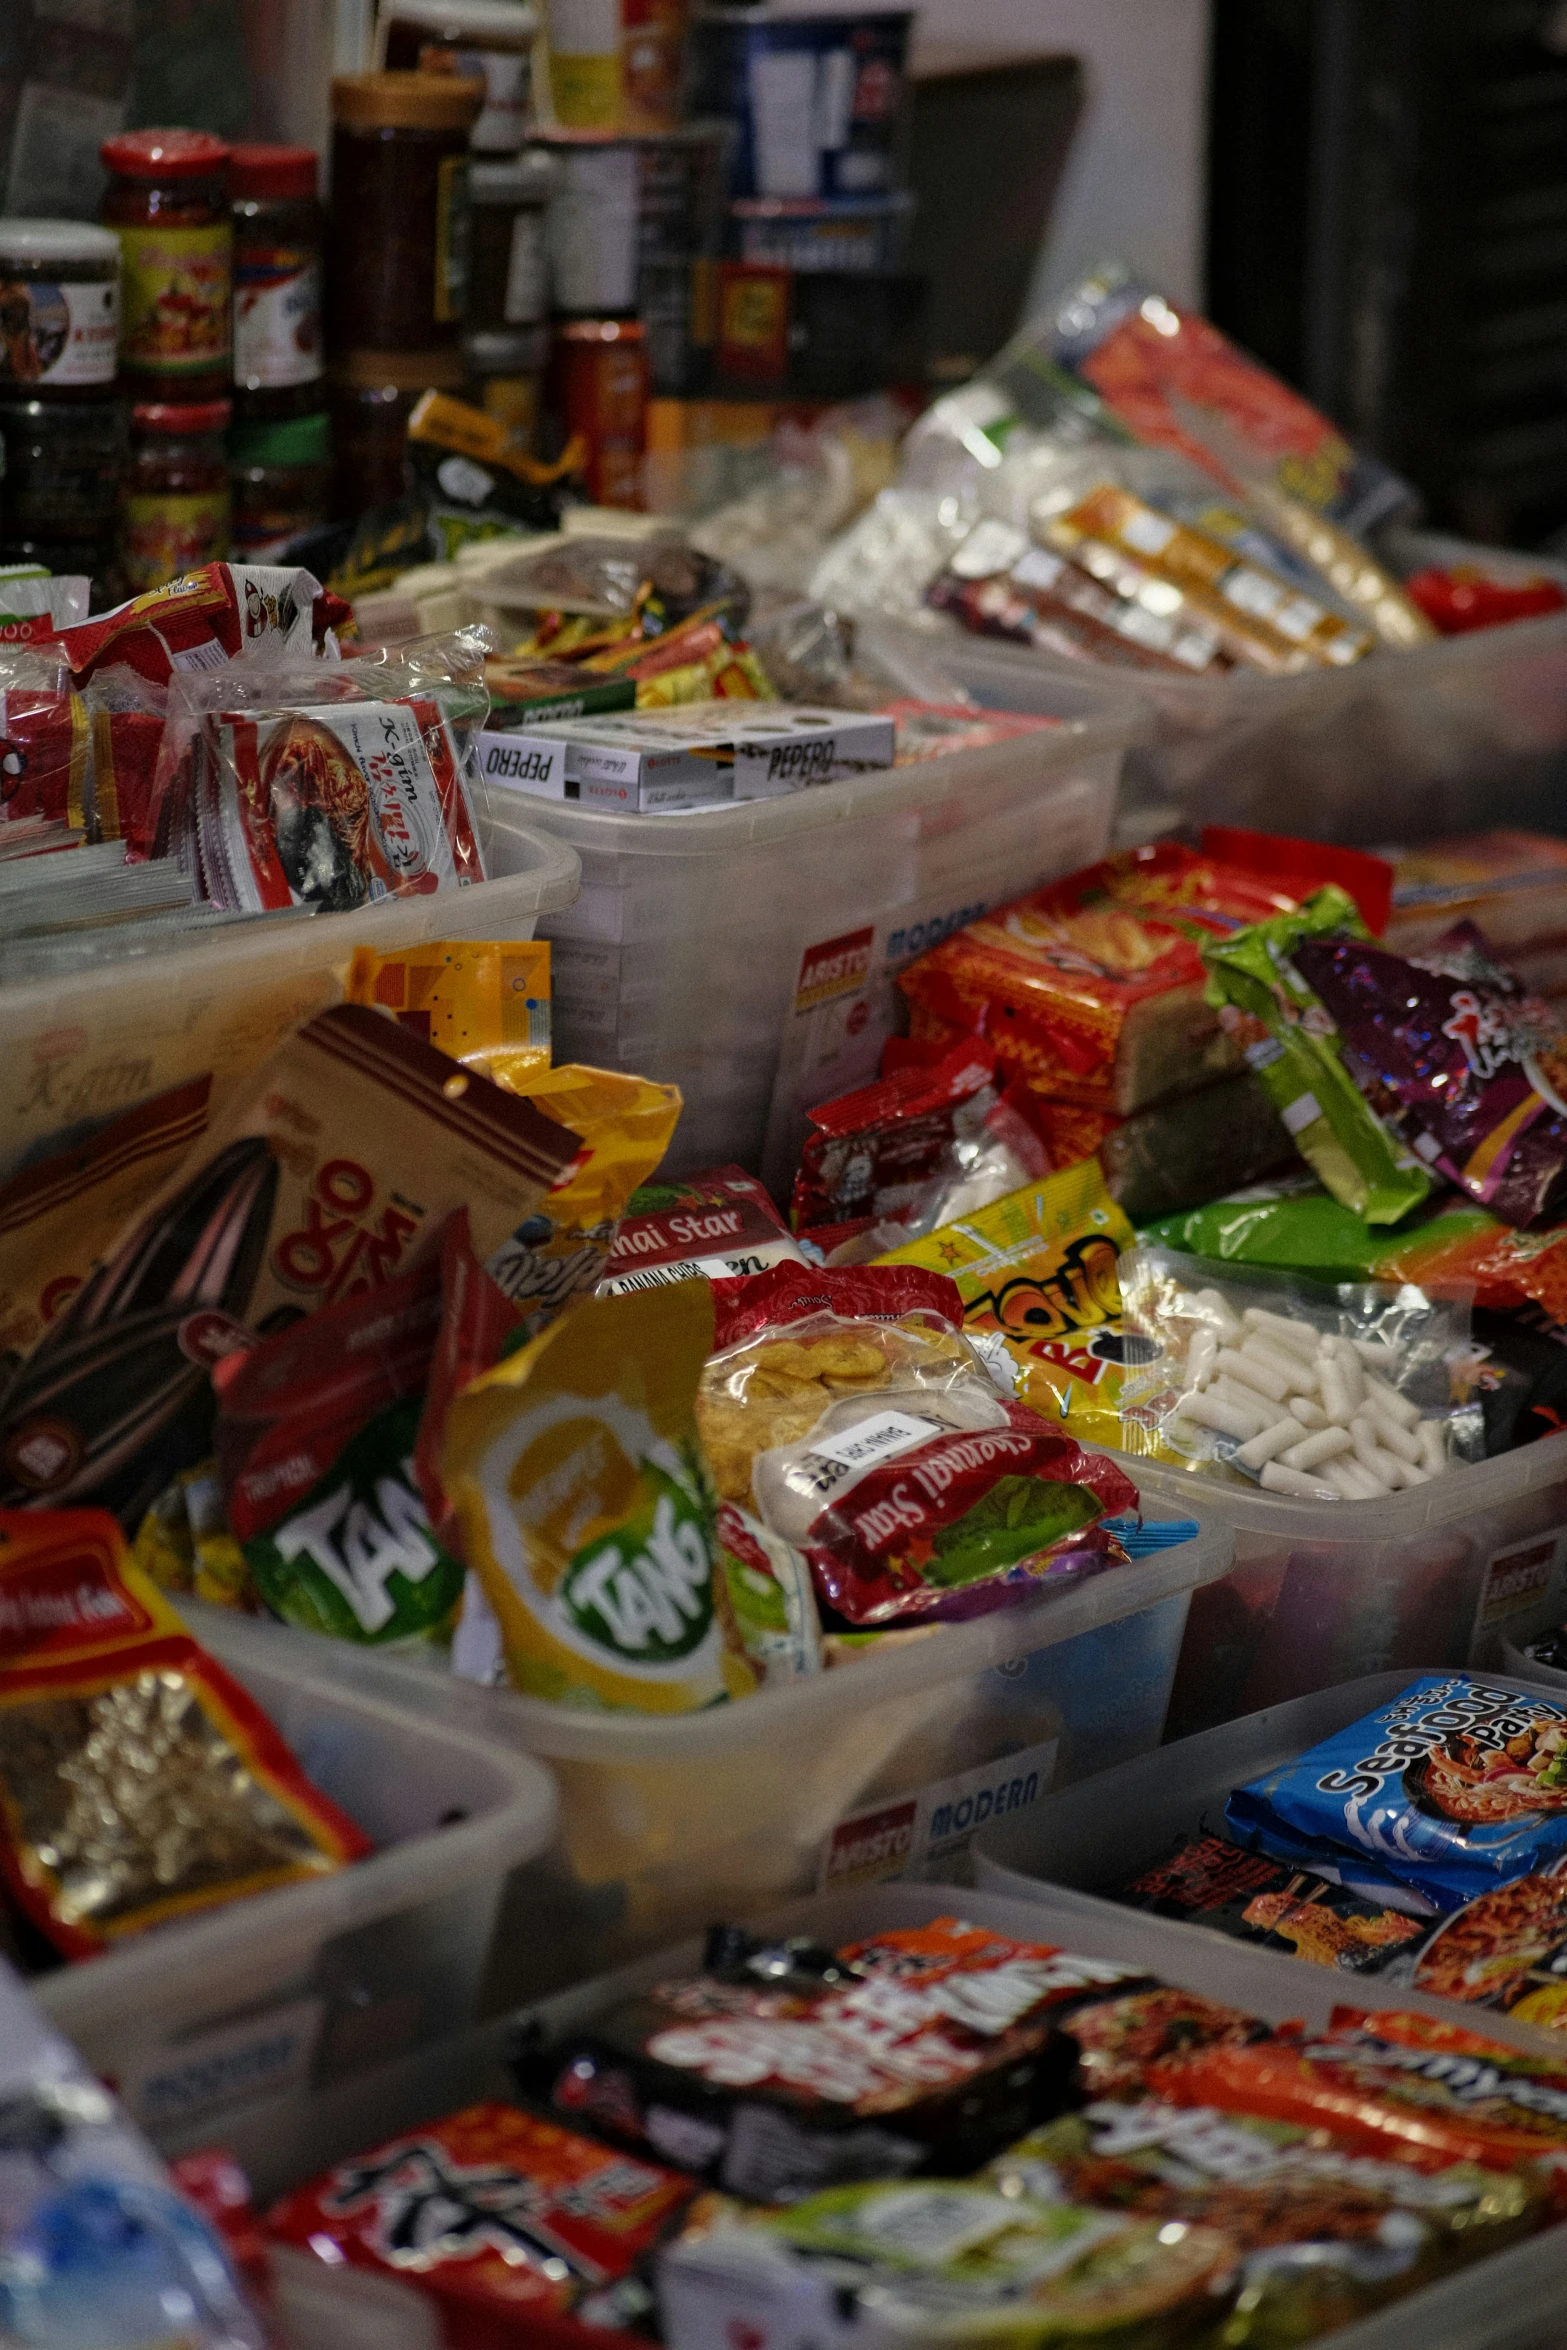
[266,2102,697,2337]
[0,1510,369,1956]
[130,1459,254,1611]
[443,1280,739,1712]
[1202,885,1433,1223]
[789,1040,1002,1236]
[1116,1833,1434,1974]
[1295,921,1567,1228]
[0,646,84,836]
[1225,1674,1567,1913]
[57,564,343,689]
[345,938,551,1076]
[1052,1985,1265,2100]
[0,1005,580,1528]
[876,1160,1137,1452]
[213,1242,463,1645]
[600,1165,807,1293]
[699,1260,1136,1628]
[1411,1875,1567,2032]
[897,845,1297,1117]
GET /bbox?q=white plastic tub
[211,1881,1567,2350]
[1120,1436,1567,1741]
[488,670,1139,1178]
[196,1502,1232,2002]
[973,1667,1567,2068]
[32,1607,559,2143]
[0,817,580,1177]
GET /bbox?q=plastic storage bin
[973,1667,1567,2066]
[1121,1436,1567,1741]
[489,668,1139,1178]
[199,1502,1231,2000]
[32,1606,559,2144]
[0,817,579,1178]
[205,1881,1567,2350]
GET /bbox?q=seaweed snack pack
[1295,920,1567,1228]
[266,2101,698,2338]
[897,844,1299,1119]
[1225,1675,1567,1913]
[1117,1834,1434,1977]
[0,1510,369,1957]
[345,937,552,1077]
[698,1261,1136,1634]
[657,2181,1237,2350]
[987,2095,1539,2344]
[877,1160,1137,1453]
[600,1165,807,1293]
[442,1279,740,1713]
[535,1915,1150,2201]
[1115,1248,1468,1497]
[0,1005,580,1530]
[1202,885,1433,1224]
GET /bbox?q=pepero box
[477,701,897,812]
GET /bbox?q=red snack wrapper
[600,1164,804,1294]
[898,845,1299,1114]
[1405,565,1567,636]
[1149,2010,1567,2209]
[789,1042,999,1234]
[89,707,165,857]
[709,1259,968,1350]
[57,564,344,689]
[266,2101,696,2338]
[0,1508,370,1957]
[0,648,84,831]
[1296,921,1567,1227]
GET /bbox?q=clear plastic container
[203,1503,1232,2001]
[32,1606,560,2146]
[0,817,579,1182]
[1124,1436,1567,1741]
[485,664,1140,1176]
[211,1881,1567,2349]
[973,1667,1567,2069]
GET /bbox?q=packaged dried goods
[789,1040,1003,1241]
[1116,1833,1435,1972]
[56,561,342,688]
[1411,1875,1567,2032]
[0,1509,369,1956]
[1051,1985,1265,2099]
[600,1165,807,1293]
[345,936,552,1075]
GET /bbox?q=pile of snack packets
[166,1900,1567,2347]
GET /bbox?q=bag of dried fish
[0,1508,369,1957]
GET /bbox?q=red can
[553,316,646,507]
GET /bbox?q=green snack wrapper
[1202,886,1430,1224]
[1143,1173,1493,1282]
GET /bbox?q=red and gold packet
[0,1509,370,1957]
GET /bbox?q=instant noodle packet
[1225,1675,1567,1914]
[1412,1875,1567,2032]
[1202,885,1432,1223]
[56,563,343,688]
[345,938,551,1075]
[443,1279,740,1712]
[699,1260,1137,1629]
[1117,1833,1433,1975]
[0,1509,369,1956]
[897,844,1297,1116]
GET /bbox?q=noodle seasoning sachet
[0,1509,371,1957]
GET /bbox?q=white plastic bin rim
[1116,1425,1567,1538]
[484,700,1145,857]
[34,1607,559,2031]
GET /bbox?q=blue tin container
[691,6,914,202]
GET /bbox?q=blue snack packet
[1225,1675,1567,1913]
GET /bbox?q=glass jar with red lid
[120,396,231,593]
[230,143,323,424]
[100,129,232,401]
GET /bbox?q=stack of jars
[0,215,124,591]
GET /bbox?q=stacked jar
[0,217,127,591]
[230,143,331,557]
[463,146,554,450]
[100,128,234,589]
[326,71,484,515]
[379,0,539,156]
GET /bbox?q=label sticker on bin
[819,1735,1059,1892]
[120,1994,324,2131]
[1474,1527,1567,1636]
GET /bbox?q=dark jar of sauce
[121,397,231,592]
[329,73,484,354]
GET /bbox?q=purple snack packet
[1295,921,1567,1228]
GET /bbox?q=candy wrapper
[1295,920,1567,1228]
[0,1005,580,1528]
[790,1041,1038,1246]
[345,937,551,1076]
[0,1510,369,1957]
[898,845,1297,1117]
[600,1165,807,1293]
[443,1279,741,1712]
[1202,886,1433,1224]
[266,2102,697,2337]
[1115,1247,1471,1495]
[657,2182,1237,2350]
[876,1161,1137,1453]
[1226,1673,1567,1912]
[213,1239,463,1646]
[537,1915,1147,2200]
[1117,1834,1433,1974]
[986,2096,1539,2344]
[699,1261,1136,1629]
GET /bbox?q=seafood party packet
[1225,1675,1567,1912]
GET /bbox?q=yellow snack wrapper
[443,1281,750,1712]
[876,1159,1140,1450]
[480,1062,683,1335]
[345,939,552,1077]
